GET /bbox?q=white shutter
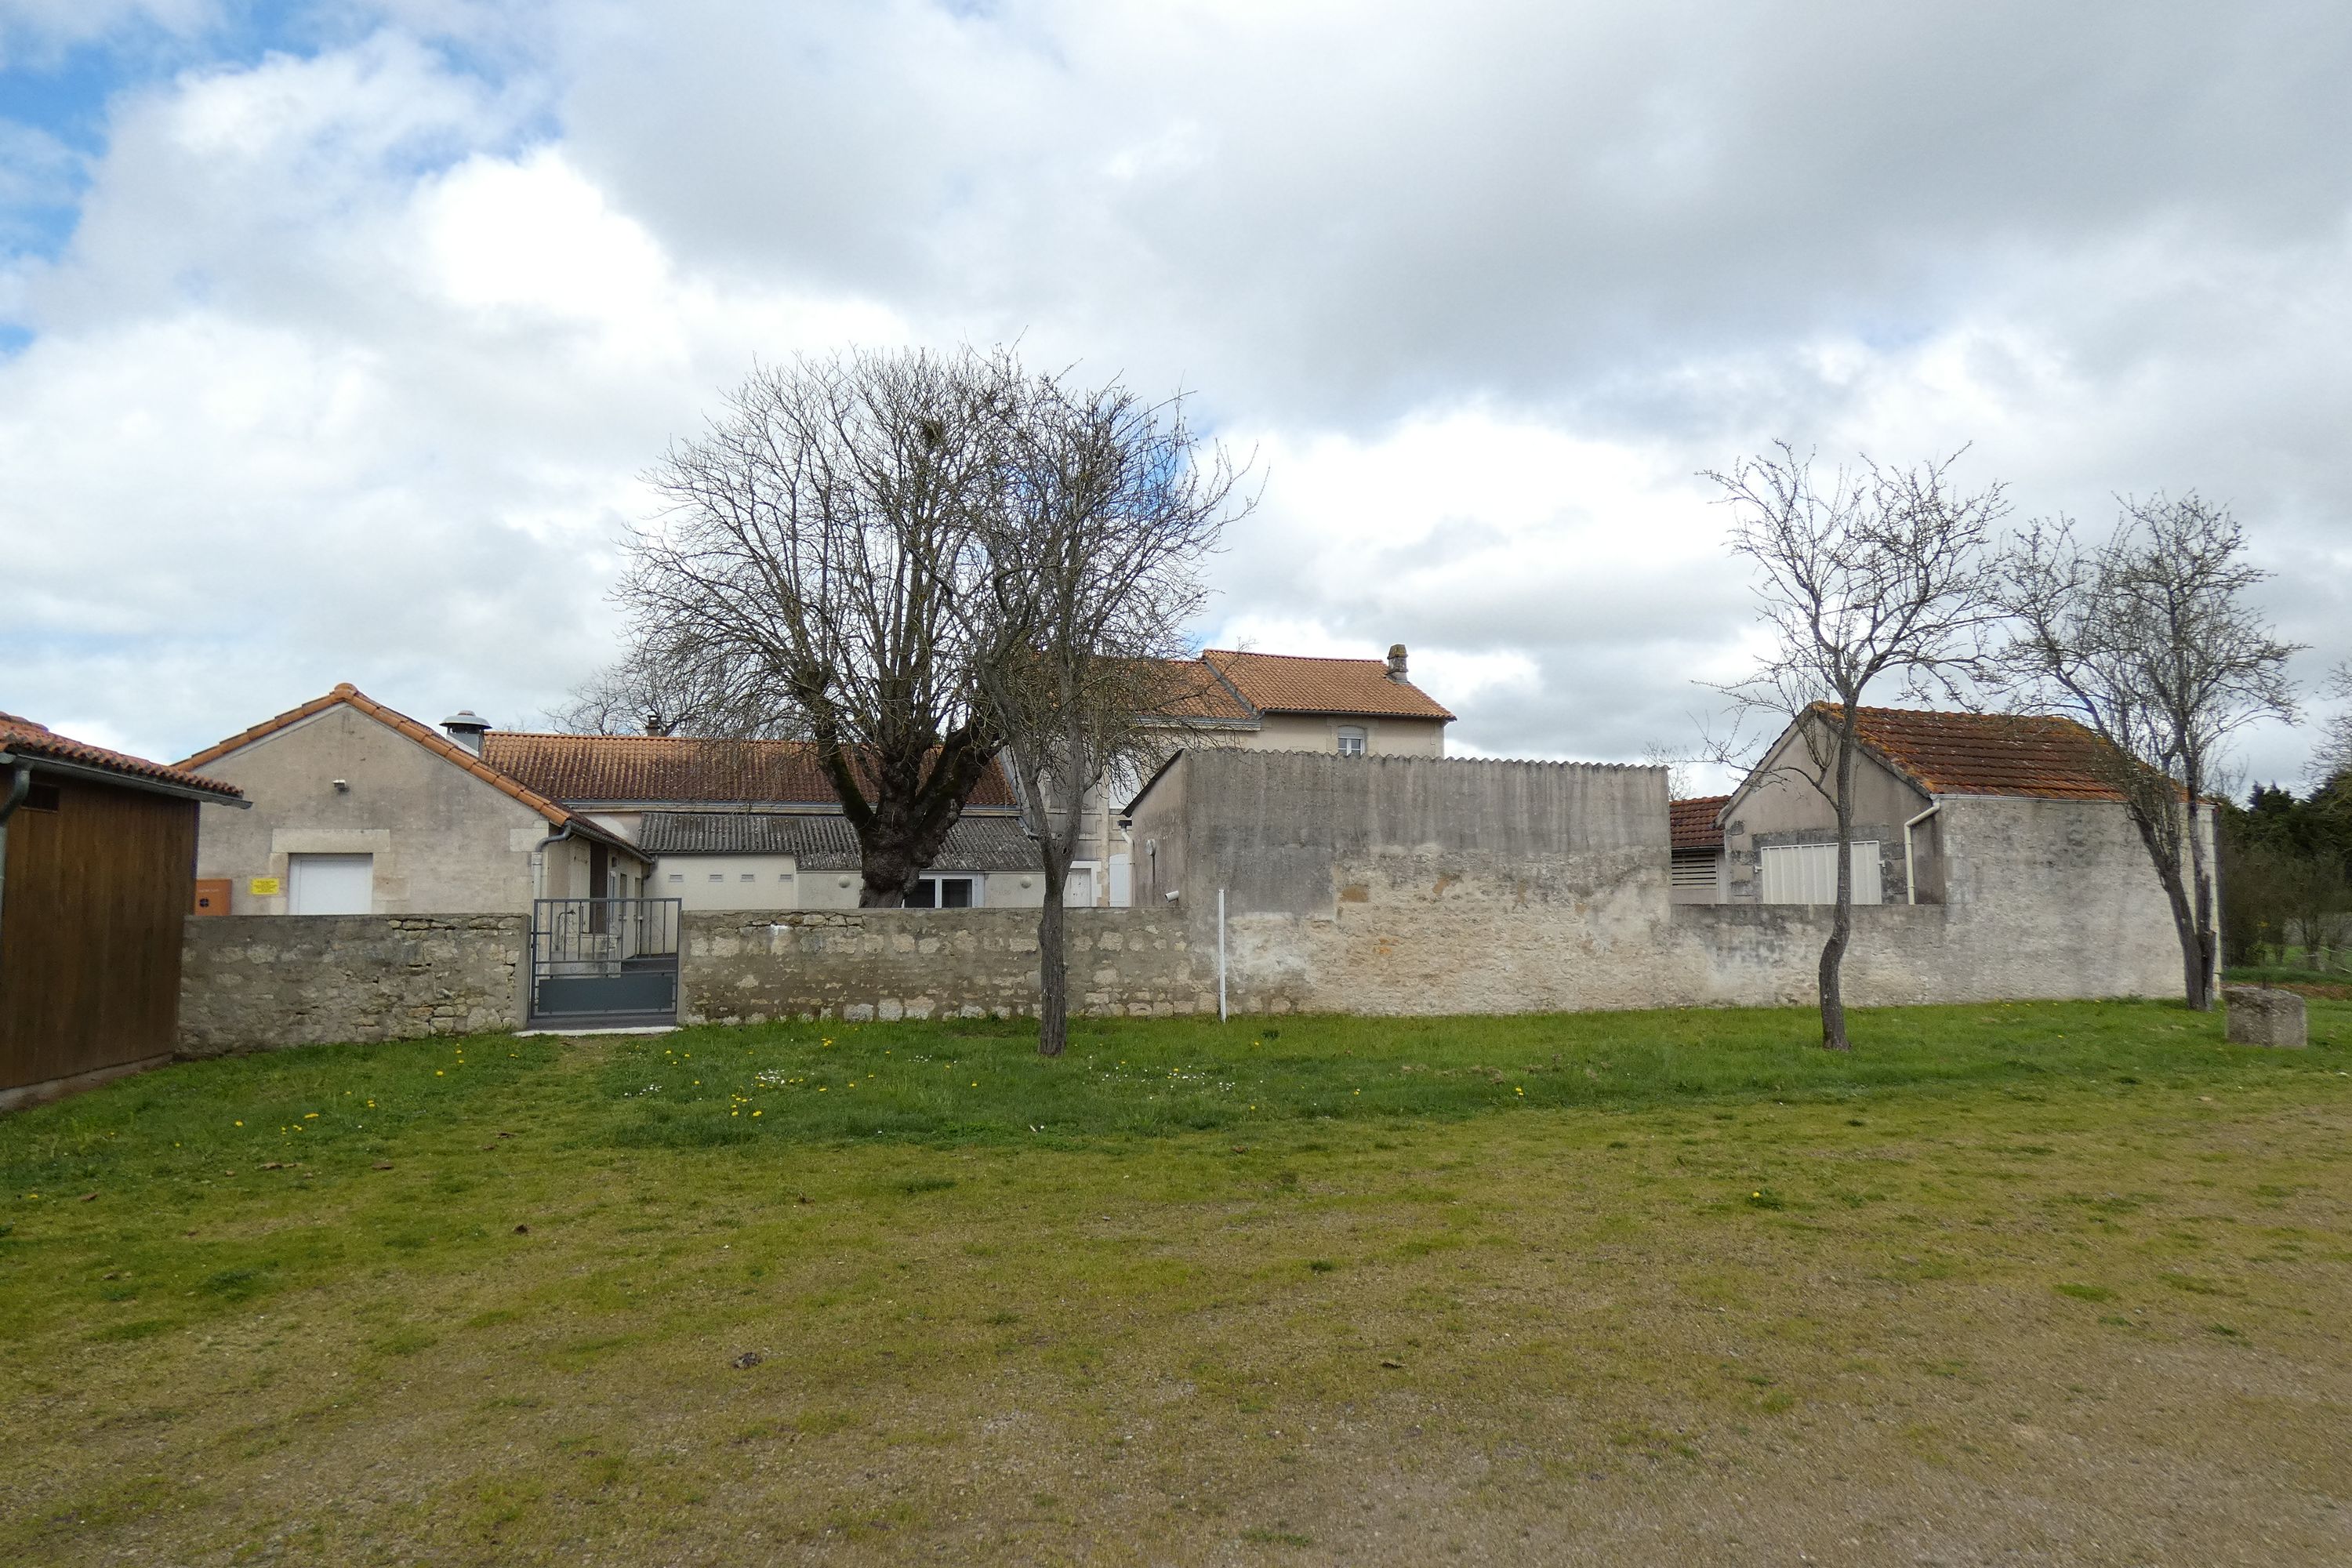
[1759,841,1880,906]
[1107,853,1133,907]
[288,853,374,915]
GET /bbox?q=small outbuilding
[2,711,247,1109]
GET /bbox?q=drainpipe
[1217,887,1228,1023]
[531,822,578,905]
[0,760,31,957]
[1902,802,1940,905]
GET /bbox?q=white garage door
[289,853,375,915]
[1759,841,1882,906]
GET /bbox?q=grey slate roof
[637,811,1040,872]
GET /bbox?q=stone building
[181,685,650,915]
[1709,705,2180,909]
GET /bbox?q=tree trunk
[2125,798,2211,1011]
[1819,718,1857,1052]
[2184,802,2217,1011]
[1037,883,1068,1057]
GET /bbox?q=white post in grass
[1218,887,1228,1022]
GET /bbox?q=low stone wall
[683,908,1210,1023]
[178,914,524,1054]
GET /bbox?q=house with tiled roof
[1151,646,1454,756]
[4,710,246,1106]
[180,685,651,916]
[1710,704,2179,916]
[481,729,1040,913]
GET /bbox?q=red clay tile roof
[178,685,636,851]
[2,710,245,800]
[481,732,1019,811]
[1670,794,1730,850]
[1133,658,1257,724]
[1203,649,1455,722]
[1826,705,2131,801]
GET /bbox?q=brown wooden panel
[0,775,198,1092]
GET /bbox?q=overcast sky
[3,1,2347,790]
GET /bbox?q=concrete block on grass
[2223,985,2307,1048]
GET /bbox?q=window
[905,873,982,909]
[1336,726,1367,757]
[20,782,60,811]
[1759,841,1882,906]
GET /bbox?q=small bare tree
[967,378,1245,1056]
[613,347,1027,906]
[2314,662,2352,791]
[1996,495,2300,1009]
[1704,443,2006,1051]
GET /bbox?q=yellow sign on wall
[248,877,282,897]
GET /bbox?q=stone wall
[1129,750,2189,1016]
[178,914,523,1054]
[170,756,2194,1051]
[682,908,1210,1023]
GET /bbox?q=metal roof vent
[441,710,492,754]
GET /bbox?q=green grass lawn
[5,1000,2351,1564]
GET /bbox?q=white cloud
[0,1,2347,790]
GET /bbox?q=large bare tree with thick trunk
[967,379,1244,1056]
[1705,443,2005,1051]
[1996,495,2299,1010]
[614,347,1027,906]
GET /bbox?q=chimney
[1386,644,1409,682]
[441,710,492,754]
[643,711,671,738]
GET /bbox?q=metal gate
[526,898,682,1030]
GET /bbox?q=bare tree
[615,347,1027,905]
[2314,662,2352,790]
[1639,741,1699,803]
[1996,495,2300,1009]
[1704,443,2006,1051]
[967,377,1246,1056]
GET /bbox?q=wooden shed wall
[1,774,198,1094]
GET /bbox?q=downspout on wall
[1903,802,1941,905]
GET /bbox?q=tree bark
[1819,716,1858,1052]
[1036,881,1068,1057]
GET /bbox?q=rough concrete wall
[191,706,552,914]
[1148,750,2186,1015]
[683,909,1209,1023]
[178,914,523,1053]
[1170,750,1668,920]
